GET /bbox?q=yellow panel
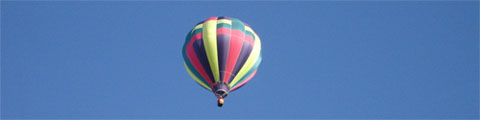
[202,19,220,83]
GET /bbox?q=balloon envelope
[182,16,262,97]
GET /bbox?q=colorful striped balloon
[182,16,262,99]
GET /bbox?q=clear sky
[1,1,478,119]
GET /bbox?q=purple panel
[217,34,231,83]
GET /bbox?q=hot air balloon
[182,16,262,107]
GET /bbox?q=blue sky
[1,1,478,119]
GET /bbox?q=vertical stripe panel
[223,31,243,83]
[202,17,221,83]
[216,19,232,83]
[216,34,230,83]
